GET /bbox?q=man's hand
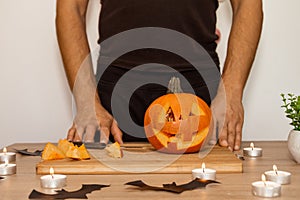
[210,85,244,151]
[95,103,123,144]
[67,101,123,144]
[56,0,123,145]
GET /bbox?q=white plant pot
[287,130,300,163]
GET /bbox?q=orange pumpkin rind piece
[77,144,90,160]
[65,144,80,159]
[42,142,66,160]
[57,139,74,155]
[43,139,90,160]
[65,142,90,160]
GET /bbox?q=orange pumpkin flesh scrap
[144,93,211,154]
[77,144,90,160]
[65,143,90,160]
[65,144,81,160]
[42,139,90,160]
[64,141,90,160]
[42,142,66,160]
[57,139,73,155]
[105,142,123,158]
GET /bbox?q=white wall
[0,0,299,148]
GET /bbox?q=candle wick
[4,159,8,167]
[202,168,205,173]
[275,170,278,175]
[51,174,54,179]
[263,181,267,187]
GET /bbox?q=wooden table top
[0,141,299,200]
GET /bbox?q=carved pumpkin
[144,77,211,154]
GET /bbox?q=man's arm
[56,0,90,89]
[215,0,263,150]
[56,0,123,143]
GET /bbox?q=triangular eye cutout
[166,106,176,122]
[189,112,195,116]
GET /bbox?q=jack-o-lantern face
[144,93,211,154]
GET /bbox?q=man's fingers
[218,124,229,147]
[67,126,76,141]
[111,120,123,144]
[217,106,228,148]
[227,120,237,151]
[67,123,98,143]
[84,125,97,143]
[212,105,227,147]
[73,126,84,141]
[99,127,110,144]
[234,122,243,150]
[234,129,242,150]
[67,126,83,142]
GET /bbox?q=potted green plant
[281,93,300,163]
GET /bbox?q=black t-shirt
[97,0,220,142]
[98,0,220,69]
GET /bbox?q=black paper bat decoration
[14,148,43,156]
[28,184,110,199]
[125,178,220,194]
[0,177,4,180]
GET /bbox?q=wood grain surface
[2,141,299,200]
[36,143,242,175]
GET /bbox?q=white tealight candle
[40,167,67,189]
[252,174,281,197]
[192,163,216,180]
[0,159,16,175]
[264,165,291,185]
[0,147,16,163]
[243,142,262,157]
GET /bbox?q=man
[56,0,263,151]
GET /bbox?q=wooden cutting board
[36,143,242,175]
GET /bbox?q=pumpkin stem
[167,77,183,94]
